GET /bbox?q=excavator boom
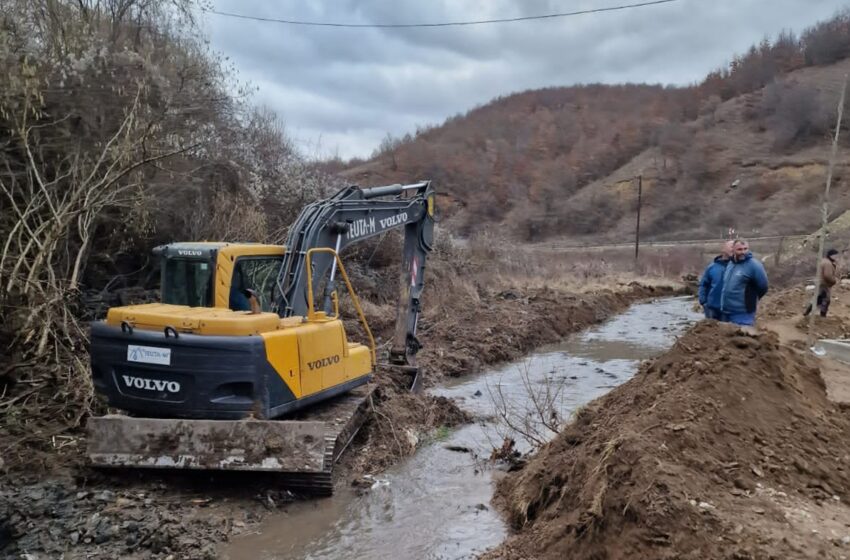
[276,181,434,368]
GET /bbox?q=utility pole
[634,174,642,262]
[808,74,848,348]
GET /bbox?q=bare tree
[375,132,402,171]
[486,359,567,451]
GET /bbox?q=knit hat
[827,248,839,258]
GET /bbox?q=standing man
[804,248,840,317]
[698,240,734,319]
[720,239,769,326]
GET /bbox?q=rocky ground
[485,283,850,560]
[0,280,677,560]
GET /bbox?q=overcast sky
[204,0,849,160]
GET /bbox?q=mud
[486,321,850,560]
[0,282,675,559]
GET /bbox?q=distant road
[533,234,809,251]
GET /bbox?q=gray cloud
[206,0,849,159]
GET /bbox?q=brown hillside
[340,84,691,238]
[564,58,850,243]
[336,13,850,242]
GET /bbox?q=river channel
[224,296,701,560]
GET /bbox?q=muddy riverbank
[221,297,699,560]
[0,282,680,560]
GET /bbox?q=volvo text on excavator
[86,181,435,493]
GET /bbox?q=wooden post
[773,236,785,268]
[634,174,642,262]
[808,74,848,347]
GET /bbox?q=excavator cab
[154,242,284,312]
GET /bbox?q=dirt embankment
[423,283,673,378]
[344,282,677,478]
[486,320,850,560]
[0,282,677,560]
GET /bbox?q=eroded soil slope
[488,321,850,560]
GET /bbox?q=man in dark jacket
[804,248,840,317]
[720,239,769,326]
[698,240,734,319]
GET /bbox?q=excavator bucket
[377,363,422,393]
[402,365,423,393]
[86,387,372,494]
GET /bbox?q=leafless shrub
[486,360,566,451]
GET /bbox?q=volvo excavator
[86,181,435,493]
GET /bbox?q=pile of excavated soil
[487,321,850,560]
[340,370,471,478]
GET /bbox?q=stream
[223,296,700,560]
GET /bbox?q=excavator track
[87,386,373,496]
[275,387,372,495]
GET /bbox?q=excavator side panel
[345,344,372,383]
[296,321,347,395]
[262,328,303,398]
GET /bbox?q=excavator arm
[275,181,436,370]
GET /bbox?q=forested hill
[332,11,850,242]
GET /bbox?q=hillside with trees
[336,10,850,242]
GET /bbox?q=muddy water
[223,297,700,560]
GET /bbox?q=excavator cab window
[162,258,214,308]
[230,256,282,312]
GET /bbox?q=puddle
[223,296,700,560]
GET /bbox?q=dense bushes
[0,0,330,435]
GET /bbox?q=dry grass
[458,232,691,294]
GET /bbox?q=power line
[205,0,679,29]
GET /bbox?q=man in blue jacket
[698,240,734,319]
[720,239,769,326]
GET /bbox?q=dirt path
[761,284,850,406]
[486,284,850,560]
[0,282,679,560]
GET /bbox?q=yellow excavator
[86,181,435,493]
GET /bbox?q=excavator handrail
[305,248,376,367]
